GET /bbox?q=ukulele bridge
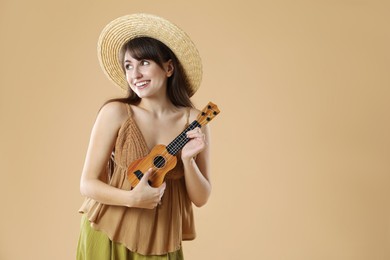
[133,170,152,185]
[133,170,144,180]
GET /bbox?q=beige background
[1,0,389,259]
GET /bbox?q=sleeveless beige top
[79,104,195,255]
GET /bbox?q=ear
[165,60,174,77]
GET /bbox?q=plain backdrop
[1,0,389,259]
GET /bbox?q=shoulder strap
[186,107,191,125]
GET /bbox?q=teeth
[135,81,149,87]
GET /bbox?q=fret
[166,121,201,155]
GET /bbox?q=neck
[138,95,176,117]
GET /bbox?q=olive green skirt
[77,215,184,260]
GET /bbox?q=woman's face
[124,51,173,99]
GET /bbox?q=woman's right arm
[79,102,165,209]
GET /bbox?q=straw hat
[97,13,202,97]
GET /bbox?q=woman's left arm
[181,124,211,207]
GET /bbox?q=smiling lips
[133,80,150,89]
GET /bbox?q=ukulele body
[127,144,177,188]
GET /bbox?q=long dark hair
[107,37,194,108]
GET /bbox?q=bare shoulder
[188,107,201,121]
[97,101,129,128]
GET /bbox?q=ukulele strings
[152,116,210,169]
[151,108,217,167]
[147,111,217,177]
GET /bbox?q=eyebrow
[124,58,145,63]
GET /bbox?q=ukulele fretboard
[166,121,202,155]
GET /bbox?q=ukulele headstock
[196,102,220,126]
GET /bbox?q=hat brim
[97,13,202,97]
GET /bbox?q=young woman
[77,14,211,260]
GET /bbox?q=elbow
[79,178,89,197]
[192,186,212,208]
[193,192,211,207]
[193,200,208,208]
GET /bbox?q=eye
[141,60,150,66]
[124,63,133,70]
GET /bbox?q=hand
[181,127,207,160]
[128,168,166,209]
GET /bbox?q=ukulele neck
[166,120,202,155]
[166,101,220,156]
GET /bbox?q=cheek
[125,72,130,82]
[125,74,136,91]
[125,73,135,89]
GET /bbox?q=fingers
[159,182,166,197]
[159,181,166,192]
[186,128,207,148]
[186,127,202,135]
[131,177,166,209]
[149,182,165,207]
[186,127,206,140]
[143,173,165,203]
[157,182,166,205]
[139,168,153,184]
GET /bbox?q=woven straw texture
[97,13,202,97]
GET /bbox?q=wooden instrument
[127,102,220,188]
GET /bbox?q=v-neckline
[128,112,153,153]
[127,104,190,153]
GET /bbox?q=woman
[77,13,211,260]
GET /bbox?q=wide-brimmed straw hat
[97,13,202,97]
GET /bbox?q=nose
[130,65,142,80]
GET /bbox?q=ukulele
[127,102,220,188]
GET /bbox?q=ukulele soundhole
[153,156,166,168]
